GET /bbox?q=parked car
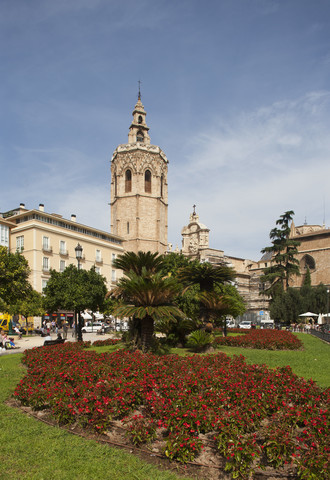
[238,321,252,329]
[82,322,110,333]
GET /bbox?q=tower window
[127,222,130,234]
[145,170,151,193]
[160,175,163,197]
[137,131,144,142]
[138,115,143,124]
[125,169,132,192]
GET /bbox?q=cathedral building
[110,94,168,254]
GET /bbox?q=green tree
[177,261,237,328]
[43,265,107,341]
[112,250,165,275]
[9,289,45,321]
[0,245,31,311]
[111,268,184,351]
[261,210,301,296]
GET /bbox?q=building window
[42,279,48,292]
[16,235,24,252]
[136,130,144,142]
[125,169,132,192]
[96,249,102,262]
[127,222,130,234]
[112,269,116,282]
[302,254,316,270]
[138,115,143,124]
[112,253,116,263]
[43,236,49,250]
[160,174,163,197]
[59,240,67,255]
[43,257,49,272]
[0,225,9,247]
[145,169,151,193]
[95,266,100,274]
[60,260,65,272]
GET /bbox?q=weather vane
[193,204,196,215]
[138,80,142,99]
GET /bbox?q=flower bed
[214,328,303,350]
[14,343,329,479]
[92,338,122,347]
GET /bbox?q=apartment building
[3,203,124,293]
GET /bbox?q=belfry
[110,92,168,254]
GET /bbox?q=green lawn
[0,333,328,479]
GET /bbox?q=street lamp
[327,288,330,325]
[75,243,83,270]
[74,243,83,341]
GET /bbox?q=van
[0,313,12,332]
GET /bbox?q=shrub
[186,329,213,352]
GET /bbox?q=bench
[44,339,66,346]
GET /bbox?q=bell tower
[110,93,168,254]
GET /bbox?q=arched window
[138,115,143,124]
[145,170,151,193]
[301,254,316,270]
[136,130,144,142]
[125,169,132,193]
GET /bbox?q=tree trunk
[140,315,154,351]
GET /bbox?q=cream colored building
[3,203,124,293]
[110,94,168,254]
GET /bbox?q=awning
[81,312,92,320]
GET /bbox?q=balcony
[95,257,103,265]
[42,266,50,274]
[42,245,53,254]
[59,249,69,257]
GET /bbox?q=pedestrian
[62,321,68,340]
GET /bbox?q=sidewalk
[0,330,116,356]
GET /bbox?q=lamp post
[327,288,330,325]
[75,243,83,341]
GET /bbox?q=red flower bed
[14,344,329,479]
[214,329,303,350]
[92,338,121,347]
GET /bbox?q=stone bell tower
[110,93,168,254]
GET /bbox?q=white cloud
[168,92,330,259]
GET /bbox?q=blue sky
[1,0,330,260]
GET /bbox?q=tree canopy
[260,210,300,296]
[0,245,32,311]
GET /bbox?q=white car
[238,321,252,329]
[82,322,109,333]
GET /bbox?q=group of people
[0,330,17,350]
[40,319,69,340]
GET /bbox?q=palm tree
[177,262,236,326]
[111,269,184,350]
[112,251,165,275]
[177,262,236,292]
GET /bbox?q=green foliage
[43,264,107,313]
[186,329,213,352]
[112,250,165,275]
[270,284,328,323]
[261,210,301,295]
[8,288,45,318]
[0,245,31,309]
[177,261,236,292]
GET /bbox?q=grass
[0,333,328,479]
[0,354,193,480]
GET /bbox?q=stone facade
[110,95,168,254]
[180,209,330,315]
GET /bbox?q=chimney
[39,203,44,212]
[71,214,76,222]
